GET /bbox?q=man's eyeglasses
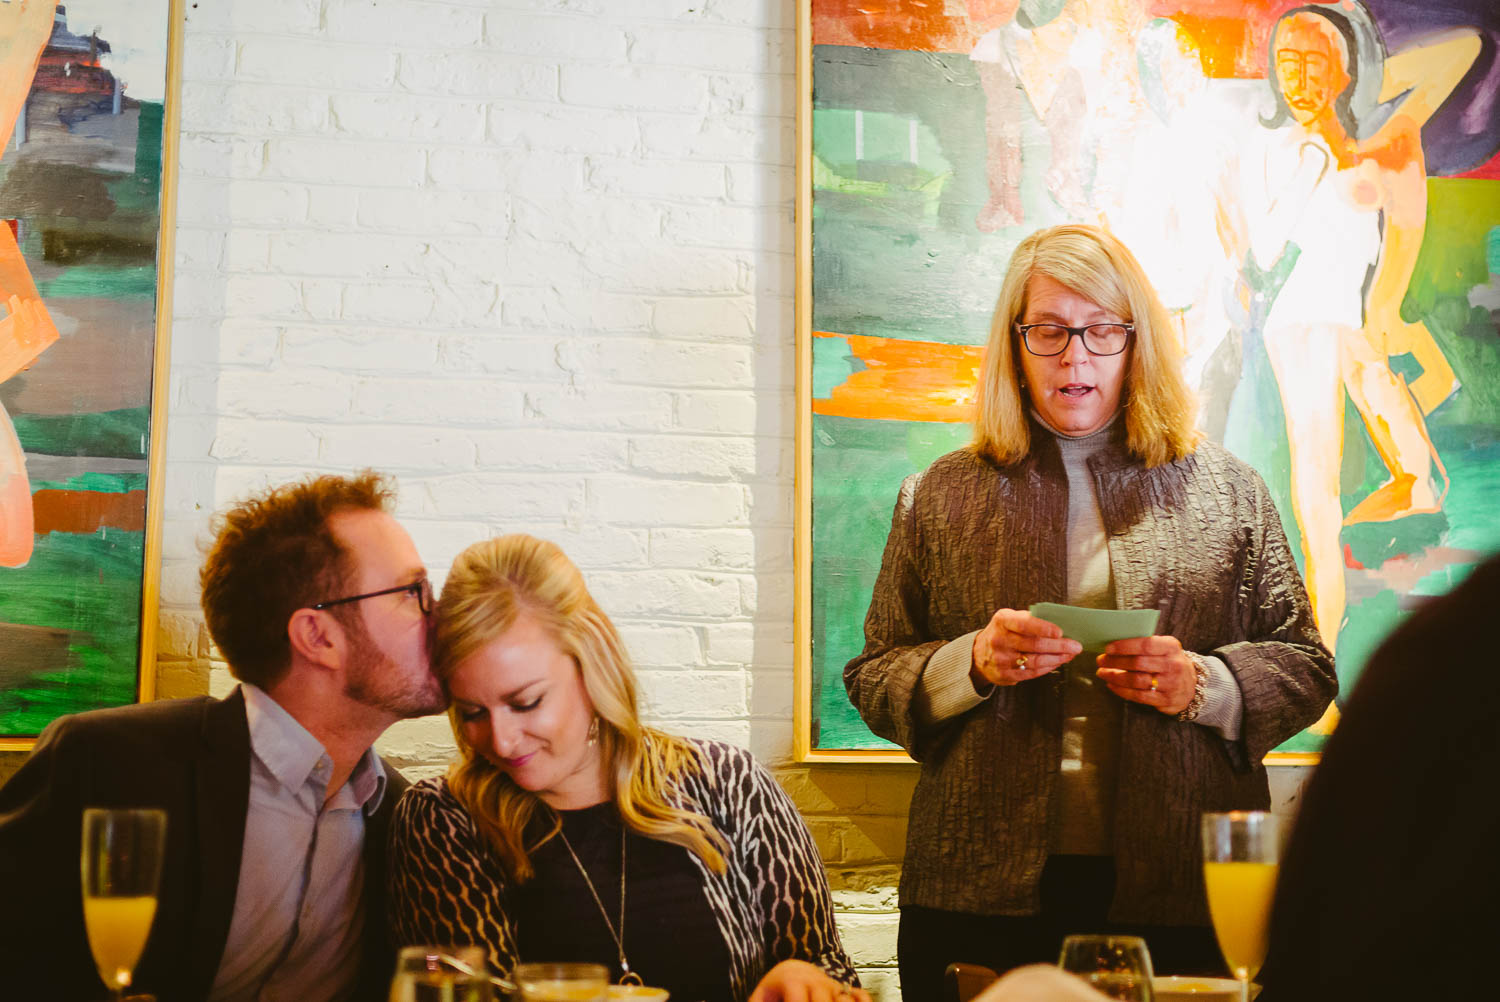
[313,577,433,616]
[1015,323,1133,357]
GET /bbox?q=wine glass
[1057,934,1156,1000]
[1201,811,1278,1002]
[81,807,167,999]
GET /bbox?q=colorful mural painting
[803,0,1500,755]
[0,1,173,740]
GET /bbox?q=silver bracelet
[1176,654,1208,722]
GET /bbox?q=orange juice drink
[1202,861,1278,980]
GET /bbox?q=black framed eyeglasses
[1014,322,1133,357]
[313,577,433,616]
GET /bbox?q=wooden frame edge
[791,4,914,766]
[792,0,814,762]
[1263,752,1320,767]
[139,0,185,708]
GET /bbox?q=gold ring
[1014,654,1028,670]
[1149,675,1158,691]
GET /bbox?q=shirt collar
[240,684,387,814]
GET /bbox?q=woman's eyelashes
[456,689,542,721]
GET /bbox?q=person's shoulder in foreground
[1261,550,1500,1001]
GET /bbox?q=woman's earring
[587,717,600,747]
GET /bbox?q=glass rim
[1059,933,1151,947]
[513,962,611,978]
[83,806,168,819]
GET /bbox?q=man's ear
[288,607,344,671]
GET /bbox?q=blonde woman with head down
[389,535,865,1002]
[843,224,1337,1000]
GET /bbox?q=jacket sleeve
[0,717,100,998]
[1213,474,1338,763]
[842,474,953,758]
[388,781,519,976]
[727,751,860,988]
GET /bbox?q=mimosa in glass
[83,895,159,990]
[1201,811,1278,1002]
[81,807,167,999]
[1202,860,1277,980]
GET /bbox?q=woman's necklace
[556,820,643,986]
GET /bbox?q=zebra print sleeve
[388,777,520,975]
[691,740,860,987]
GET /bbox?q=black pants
[897,856,1224,1002]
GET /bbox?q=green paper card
[1027,603,1161,653]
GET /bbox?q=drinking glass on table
[1201,811,1278,1002]
[514,962,610,1002]
[388,945,493,1001]
[1058,934,1156,1001]
[80,807,167,1000]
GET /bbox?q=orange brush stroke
[30,489,146,535]
[811,0,982,53]
[1151,0,1309,78]
[813,331,983,424]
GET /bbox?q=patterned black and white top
[389,736,860,1002]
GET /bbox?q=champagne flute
[1057,934,1155,1001]
[81,807,167,999]
[1201,811,1278,1002]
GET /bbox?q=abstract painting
[797,0,1500,758]
[0,0,178,744]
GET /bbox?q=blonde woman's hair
[972,223,1201,467]
[434,534,728,882]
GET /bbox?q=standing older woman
[843,224,1336,999]
[390,534,865,1002]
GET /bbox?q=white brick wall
[156,0,913,994]
[166,0,798,742]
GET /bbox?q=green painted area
[35,264,157,301]
[0,530,144,736]
[134,102,165,192]
[11,407,150,459]
[811,414,971,749]
[30,471,148,494]
[812,44,1034,348]
[1405,179,1500,317]
[811,336,861,399]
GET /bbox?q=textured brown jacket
[843,427,1336,925]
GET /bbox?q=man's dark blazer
[0,688,409,1000]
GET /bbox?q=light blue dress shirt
[208,684,387,1002]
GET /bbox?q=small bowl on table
[1151,976,1258,1001]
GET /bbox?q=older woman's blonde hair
[435,533,728,881]
[972,223,1200,467]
